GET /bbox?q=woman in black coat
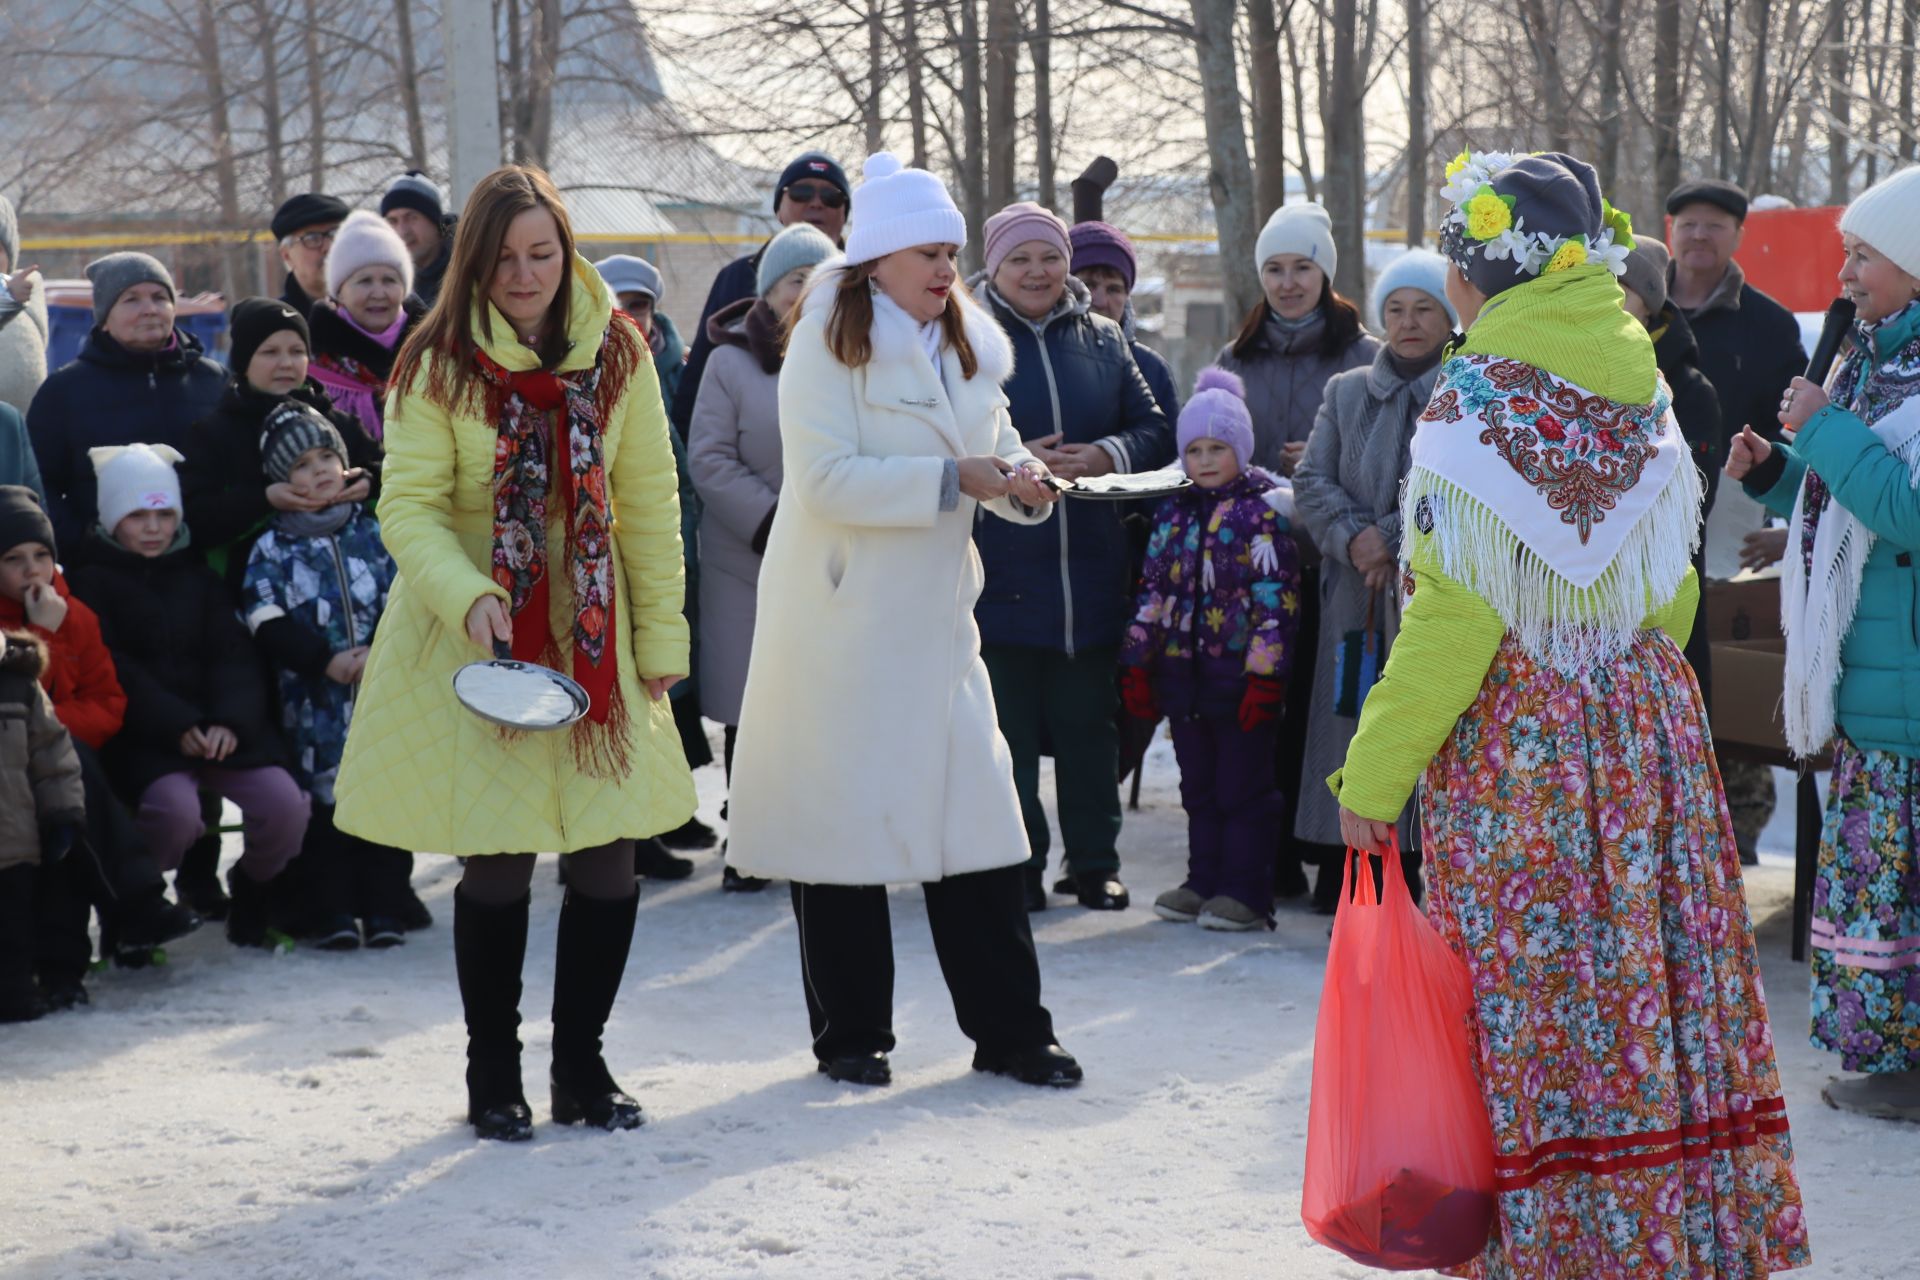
[181,297,379,592]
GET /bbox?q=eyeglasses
[290,228,337,250]
[783,183,847,210]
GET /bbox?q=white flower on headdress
[1586,232,1632,276]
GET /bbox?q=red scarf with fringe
[475,333,626,774]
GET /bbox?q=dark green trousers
[982,644,1123,876]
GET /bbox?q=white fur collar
[801,255,1014,385]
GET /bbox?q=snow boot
[1153,886,1204,923]
[549,888,644,1131]
[634,837,693,881]
[225,867,279,948]
[656,816,718,852]
[1823,1069,1920,1122]
[0,865,45,1023]
[115,886,201,951]
[1197,895,1269,932]
[454,886,533,1141]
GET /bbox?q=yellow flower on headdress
[1465,186,1514,241]
[1544,239,1586,274]
[1445,150,1472,181]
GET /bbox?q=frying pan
[453,640,590,731]
[1042,470,1193,502]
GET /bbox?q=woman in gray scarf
[1290,250,1456,910]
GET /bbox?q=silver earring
[868,277,881,297]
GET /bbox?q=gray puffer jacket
[0,630,85,871]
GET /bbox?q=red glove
[1120,666,1158,721]
[1238,675,1285,731]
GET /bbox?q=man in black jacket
[669,151,849,439]
[381,172,456,308]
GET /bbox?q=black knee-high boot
[549,888,643,1130]
[453,886,533,1141]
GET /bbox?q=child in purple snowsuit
[1121,368,1301,930]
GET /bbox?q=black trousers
[790,863,1055,1062]
[293,802,415,923]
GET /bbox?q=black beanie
[773,152,849,212]
[380,170,446,224]
[0,485,56,560]
[228,297,310,376]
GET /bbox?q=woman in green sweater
[1332,152,1807,1278]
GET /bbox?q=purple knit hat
[1177,368,1256,470]
[983,202,1072,277]
[1068,221,1137,291]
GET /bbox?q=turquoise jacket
[1746,301,1920,757]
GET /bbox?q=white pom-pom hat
[326,209,415,300]
[89,443,185,534]
[843,152,967,266]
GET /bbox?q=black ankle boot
[549,889,643,1131]
[454,887,533,1142]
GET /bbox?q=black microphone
[1806,296,1857,386]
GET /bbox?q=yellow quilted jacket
[333,258,696,855]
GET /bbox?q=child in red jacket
[0,485,198,984]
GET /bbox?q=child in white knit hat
[66,444,310,951]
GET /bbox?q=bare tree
[1404,0,1427,244]
[1189,0,1259,317]
[1246,0,1288,221]
[1031,0,1056,210]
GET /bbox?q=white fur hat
[89,443,184,533]
[326,210,415,300]
[1840,165,1920,281]
[843,152,967,266]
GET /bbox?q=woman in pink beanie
[309,210,426,442]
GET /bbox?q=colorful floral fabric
[1119,471,1299,680]
[1422,354,1672,545]
[1421,632,1808,1279]
[1809,734,1920,1073]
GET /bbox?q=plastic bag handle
[1341,828,1403,909]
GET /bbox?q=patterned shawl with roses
[474,334,627,775]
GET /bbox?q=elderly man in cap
[272,192,350,315]
[1665,178,1804,866]
[381,171,456,307]
[669,150,849,440]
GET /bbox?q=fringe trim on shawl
[1399,453,1703,675]
[1781,416,1920,758]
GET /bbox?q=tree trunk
[252,1,287,206]
[1190,0,1261,319]
[1284,3,1316,201]
[903,0,930,168]
[302,0,326,190]
[1903,0,1918,163]
[1516,0,1569,150]
[986,0,1018,211]
[1595,0,1626,190]
[394,0,429,170]
[1247,0,1288,222]
[1654,0,1683,205]
[956,0,987,272]
[865,0,885,154]
[1322,0,1368,309]
[1403,0,1427,244]
[195,0,245,298]
[1741,0,1774,191]
[1826,0,1849,203]
[1031,0,1055,211]
[506,0,528,163]
[1716,0,1735,177]
[526,0,561,169]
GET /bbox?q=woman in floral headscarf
[1728,163,1920,1121]
[1332,152,1807,1277]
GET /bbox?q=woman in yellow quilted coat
[334,167,696,1143]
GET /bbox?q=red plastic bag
[1301,837,1497,1271]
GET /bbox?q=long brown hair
[391,165,581,412]
[1228,275,1365,360]
[811,260,981,380]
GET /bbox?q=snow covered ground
[2,731,1915,1279]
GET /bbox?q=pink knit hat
[983,202,1072,277]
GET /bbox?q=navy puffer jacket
[971,274,1174,653]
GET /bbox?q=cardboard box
[1704,574,1782,643]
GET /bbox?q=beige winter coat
[726,260,1050,885]
[0,631,85,871]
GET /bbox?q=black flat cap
[1664,179,1749,222]
[271,192,351,240]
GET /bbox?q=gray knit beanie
[1440,152,1605,300]
[259,400,347,484]
[85,252,176,326]
[1621,235,1671,315]
[756,223,837,297]
[0,196,17,272]
[380,170,446,224]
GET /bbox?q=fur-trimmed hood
[0,628,45,681]
[800,255,1014,386]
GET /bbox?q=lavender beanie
[1177,368,1256,470]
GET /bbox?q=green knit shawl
[1458,264,1657,405]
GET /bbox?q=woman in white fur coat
[727,154,1082,1091]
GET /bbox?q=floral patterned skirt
[1809,734,1920,1073]
[1422,632,1808,1279]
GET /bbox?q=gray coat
[0,287,47,418]
[688,324,782,726]
[1214,311,1380,476]
[1290,346,1440,845]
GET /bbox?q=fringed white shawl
[1400,353,1699,674]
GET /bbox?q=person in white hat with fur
[726,152,1083,1091]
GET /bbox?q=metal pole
[442,0,502,209]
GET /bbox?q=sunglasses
[784,183,847,210]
